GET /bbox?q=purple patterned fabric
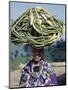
[19,59,57,87]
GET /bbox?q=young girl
[19,47,57,87]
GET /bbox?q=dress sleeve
[46,63,58,85]
[43,62,58,86]
[19,65,30,87]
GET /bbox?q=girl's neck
[32,58,43,64]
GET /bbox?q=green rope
[11,7,64,48]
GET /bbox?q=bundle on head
[11,7,64,48]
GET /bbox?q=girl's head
[32,47,44,62]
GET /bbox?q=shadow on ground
[57,73,66,85]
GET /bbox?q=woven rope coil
[11,7,64,48]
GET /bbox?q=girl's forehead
[32,48,44,56]
[32,48,43,52]
[32,50,41,55]
[33,52,40,54]
[32,51,42,57]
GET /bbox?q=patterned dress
[19,59,57,87]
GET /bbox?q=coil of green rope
[11,7,64,48]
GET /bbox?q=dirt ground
[9,62,66,88]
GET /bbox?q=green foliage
[44,40,66,62]
[10,56,30,71]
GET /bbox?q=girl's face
[32,51,42,62]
